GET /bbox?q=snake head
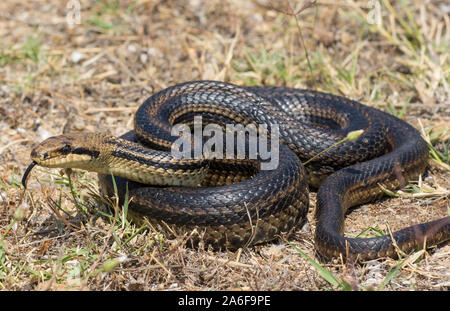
[30,133,102,169]
[23,133,105,188]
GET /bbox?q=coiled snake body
[24,81,450,260]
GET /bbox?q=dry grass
[0,0,449,291]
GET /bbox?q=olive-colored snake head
[22,133,107,188]
[30,133,105,167]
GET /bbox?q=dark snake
[23,80,450,260]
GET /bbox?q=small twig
[268,1,318,88]
[65,169,89,217]
[47,197,82,231]
[85,107,137,114]
[105,51,141,82]
[149,248,178,280]
[216,23,240,81]
[0,78,80,105]
[268,0,317,16]
[0,139,30,155]
[203,255,253,268]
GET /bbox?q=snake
[22,80,450,260]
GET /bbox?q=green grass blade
[288,242,352,290]
[376,258,407,291]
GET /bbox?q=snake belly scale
[24,80,450,260]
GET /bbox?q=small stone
[69,51,84,64]
[128,44,137,53]
[38,126,53,140]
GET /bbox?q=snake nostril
[30,149,47,160]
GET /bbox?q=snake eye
[60,144,71,154]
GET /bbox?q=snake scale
[23,80,450,260]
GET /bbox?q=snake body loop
[27,81,450,260]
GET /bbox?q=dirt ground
[0,0,449,291]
